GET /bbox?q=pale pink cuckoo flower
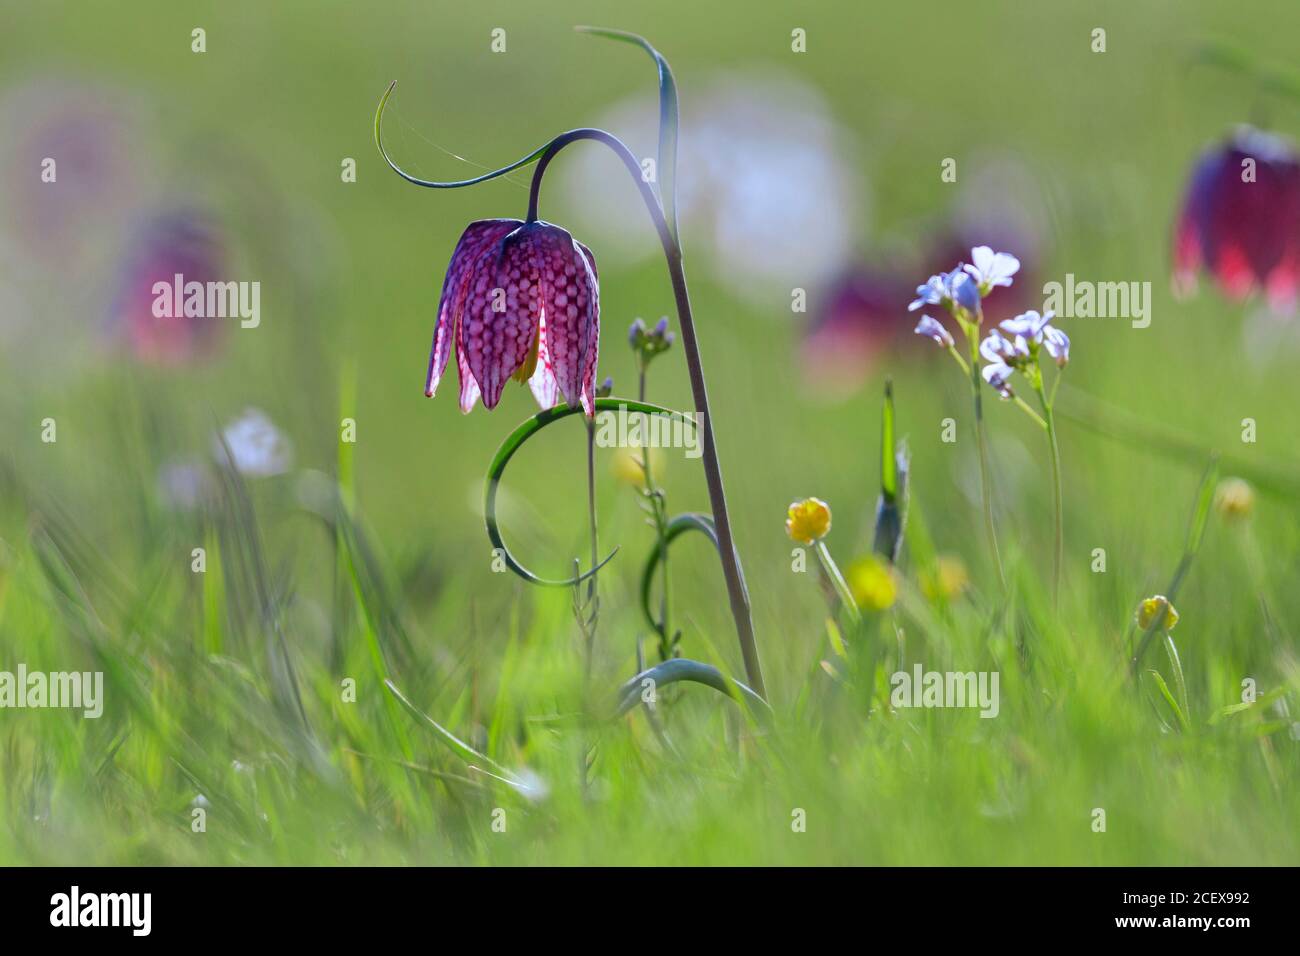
[425,218,601,416]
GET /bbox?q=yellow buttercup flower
[1213,477,1254,521]
[611,444,662,486]
[1137,595,1179,631]
[786,497,831,544]
[921,554,970,602]
[847,555,897,611]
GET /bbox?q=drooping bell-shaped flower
[426,218,601,416]
[1173,126,1300,310]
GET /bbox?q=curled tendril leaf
[576,26,679,244]
[640,512,717,635]
[485,397,697,587]
[613,658,771,723]
[374,81,552,189]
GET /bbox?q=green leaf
[1183,455,1220,561]
[613,658,771,723]
[385,679,544,799]
[1147,670,1190,733]
[1162,633,1191,727]
[873,379,909,562]
[640,512,717,635]
[880,379,897,500]
[576,27,679,244]
[485,397,696,587]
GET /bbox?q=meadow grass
[2,0,1300,866]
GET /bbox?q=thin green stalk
[639,363,672,660]
[583,418,600,684]
[947,342,1045,429]
[528,128,766,698]
[814,540,861,627]
[968,331,1007,591]
[1034,375,1064,607]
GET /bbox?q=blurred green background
[2,0,1299,865]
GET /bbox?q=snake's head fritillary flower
[1137,595,1179,631]
[426,218,601,416]
[113,209,227,365]
[1173,126,1300,310]
[1213,477,1255,521]
[963,245,1021,293]
[786,497,832,545]
[914,314,954,348]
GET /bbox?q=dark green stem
[527,129,766,699]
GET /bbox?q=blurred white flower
[157,458,214,510]
[214,408,292,478]
[560,70,863,307]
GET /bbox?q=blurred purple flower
[112,209,227,365]
[1174,126,1300,310]
[801,265,913,396]
[0,78,149,264]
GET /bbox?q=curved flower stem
[968,333,1007,591]
[1014,396,1048,430]
[528,128,767,699]
[1033,375,1063,608]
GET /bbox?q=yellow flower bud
[921,554,970,602]
[847,555,897,612]
[1137,595,1179,631]
[611,444,662,486]
[786,497,832,544]
[1213,477,1254,521]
